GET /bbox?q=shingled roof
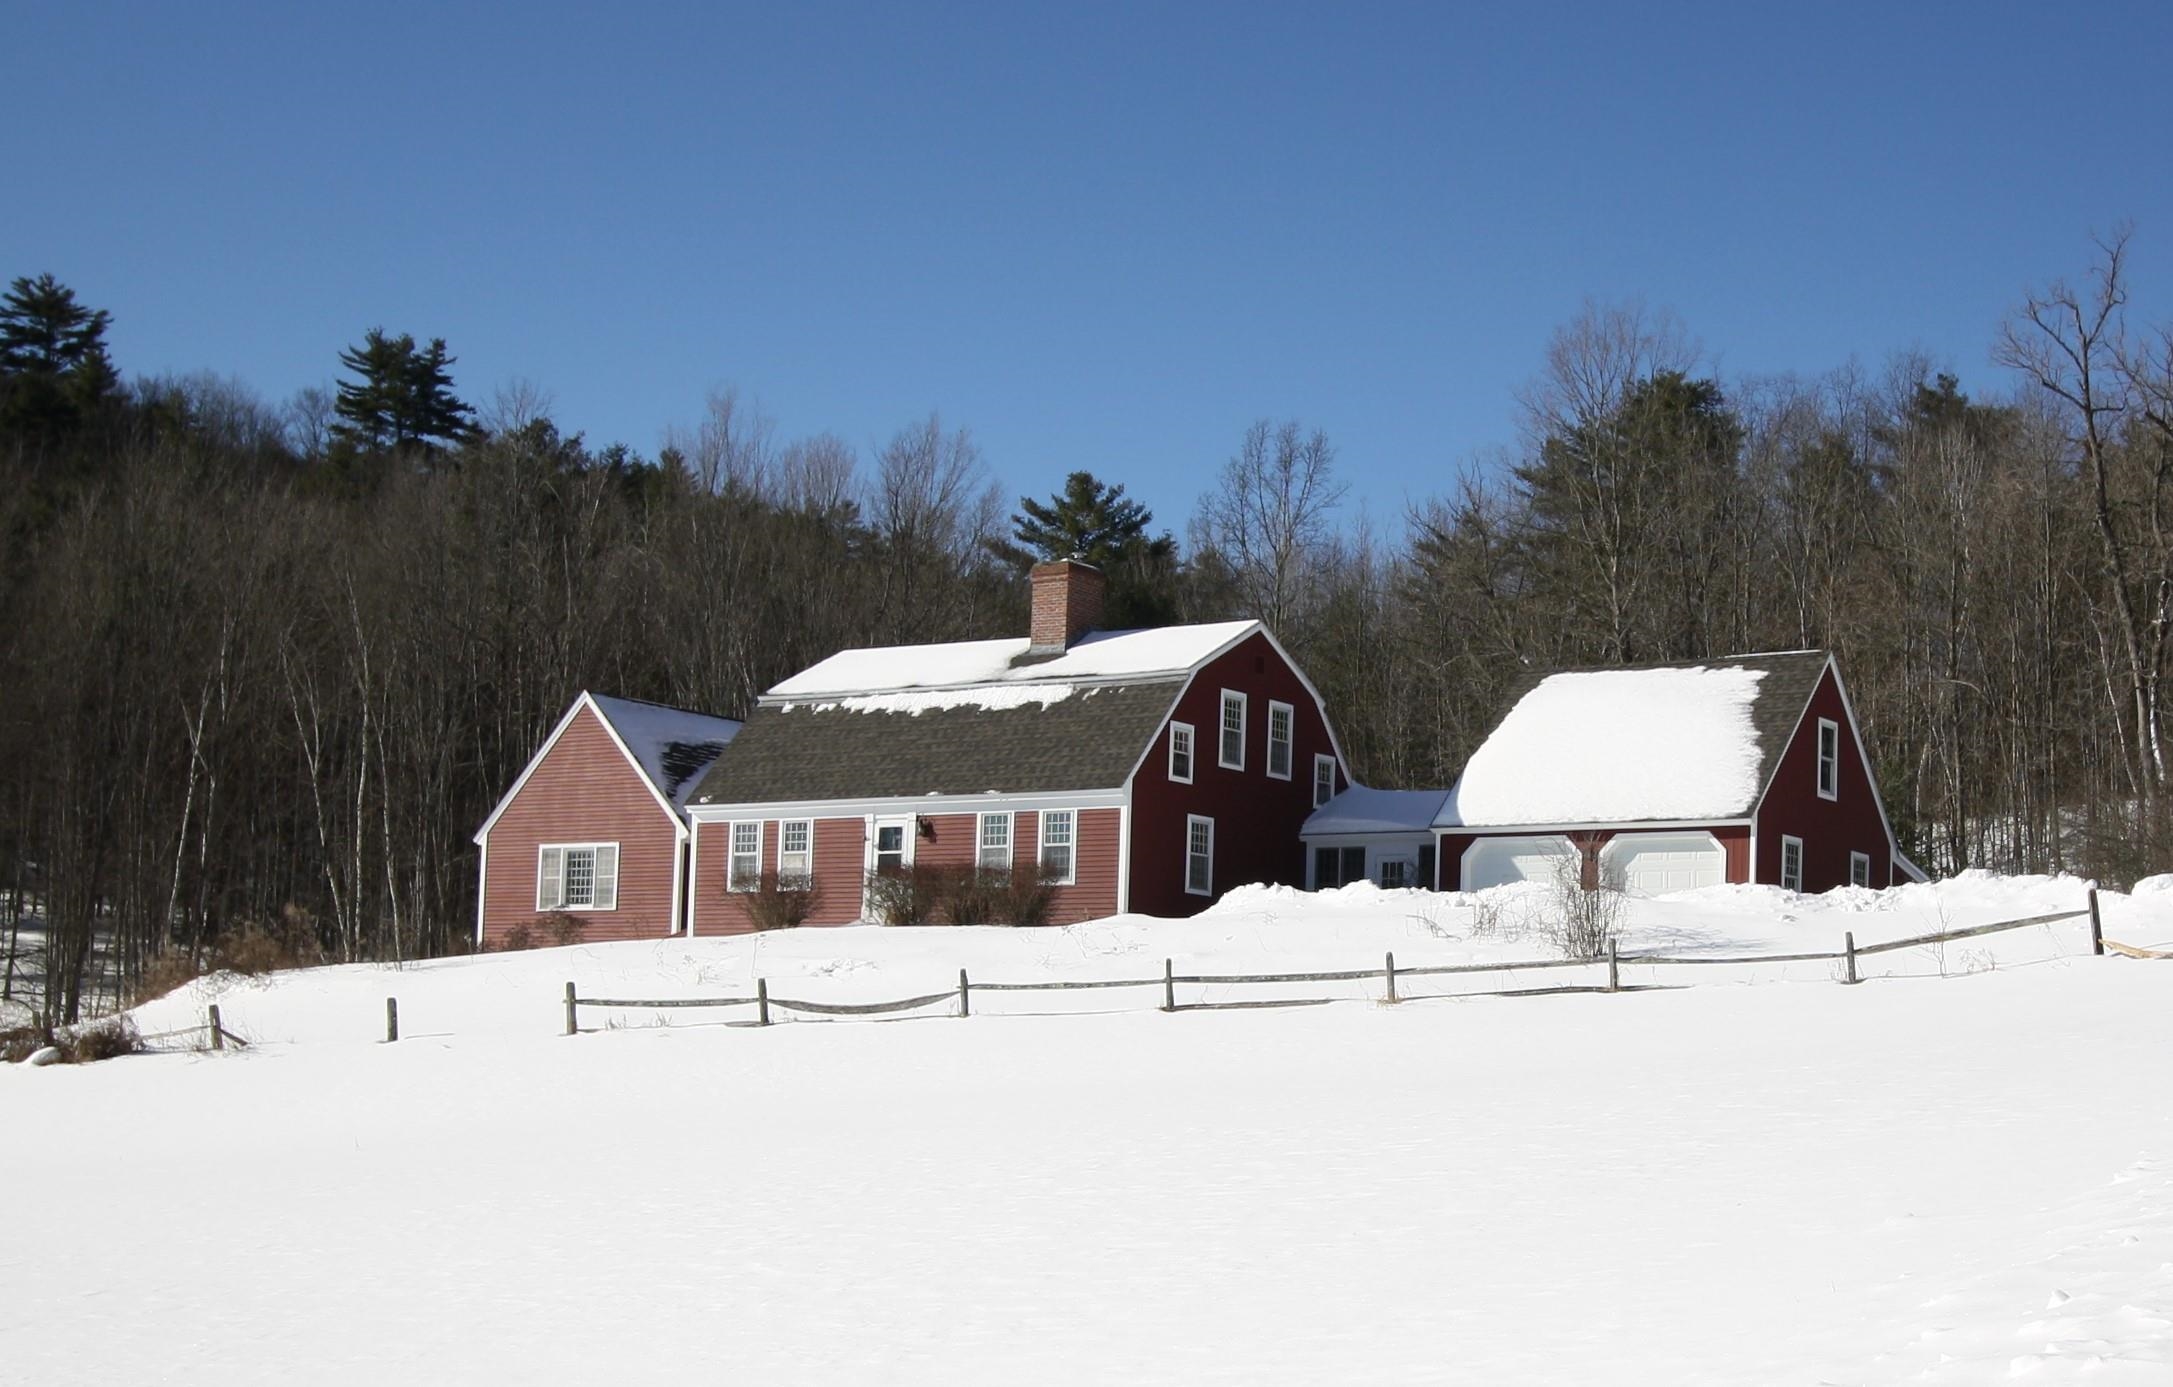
[690,621,1272,807]
[1436,651,1833,828]
[692,681,1184,804]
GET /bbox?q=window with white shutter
[538,843,618,910]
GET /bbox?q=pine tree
[331,328,475,463]
[1000,470,1179,627]
[0,273,117,437]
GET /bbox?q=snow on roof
[1304,786,1451,836]
[1440,666,1769,827]
[589,695,743,809]
[766,621,1260,700]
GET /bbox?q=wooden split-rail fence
[551,895,2116,1037]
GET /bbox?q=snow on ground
[8,876,2173,1384]
[127,869,2140,1048]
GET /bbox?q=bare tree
[1191,419,1347,642]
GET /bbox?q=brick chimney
[1028,559,1106,653]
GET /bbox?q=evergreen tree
[999,470,1179,627]
[0,273,117,437]
[331,328,475,463]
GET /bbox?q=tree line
[2,232,2167,1022]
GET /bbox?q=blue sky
[6,2,2167,530]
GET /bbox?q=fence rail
[558,898,2109,1036]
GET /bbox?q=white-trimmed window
[727,822,762,892]
[1378,859,1409,889]
[1185,814,1214,896]
[538,842,618,911]
[1168,722,1194,784]
[1849,851,1871,889]
[1313,754,1337,808]
[978,812,1013,873]
[1219,690,1246,770]
[1817,719,1840,800]
[1781,835,1805,892]
[777,819,813,888]
[1267,700,1294,780]
[1039,809,1076,886]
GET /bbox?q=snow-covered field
[9,874,2173,1384]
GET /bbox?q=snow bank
[119,872,2151,1050]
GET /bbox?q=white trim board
[473,691,692,845]
[688,788,1127,821]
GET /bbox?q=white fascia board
[1437,817,1753,835]
[1301,829,1438,844]
[1825,659,1905,859]
[473,691,691,843]
[756,669,1197,706]
[687,787,1127,822]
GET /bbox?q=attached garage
[1461,835,1575,890]
[1600,832,1726,896]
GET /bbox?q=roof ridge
[588,691,741,724]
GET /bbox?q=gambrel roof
[1436,651,1833,828]
[689,620,1304,808]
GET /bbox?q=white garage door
[1462,835,1576,890]
[1601,832,1726,896]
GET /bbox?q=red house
[682,560,1349,932]
[472,693,742,948]
[1303,651,1922,896]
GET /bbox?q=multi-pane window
[1781,836,1804,892]
[1267,701,1293,780]
[1219,690,1246,770]
[778,819,813,887]
[1850,851,1871,888]
[1313,845,1365,889]
[978,813,1013,872]
[728,822,761,891]
[1817,720,1840,799]
[538,843,618,910]
[1168,722,1194,783]
[1186,815,1214,896]
[1378,859,1409,889]
[1039,810,1076,885]
[1313,755,1337,808]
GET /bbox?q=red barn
[1304,651,1921,896]
[472,693,742,948]
[682,560,1349,932]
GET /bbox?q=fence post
[1607,940,1619,993]
[1844,931,1858,985]
[385,996,399,1044]
[563,982,577,1036]
[1163,958,1175,1013]
[208,1004,224,1051]
[958,968,970,1018]
[1385,951,1398,1004]
[757,977,770,1027]
[2088,887,2104,956]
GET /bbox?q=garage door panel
[1601,832,1725,896]
[1462,835,1575,890]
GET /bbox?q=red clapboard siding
[692,816,870,933]
[1127,631,1341,917]
[690,807,1122,930]
[482,704,681,946]
[1754,665,1896,890]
